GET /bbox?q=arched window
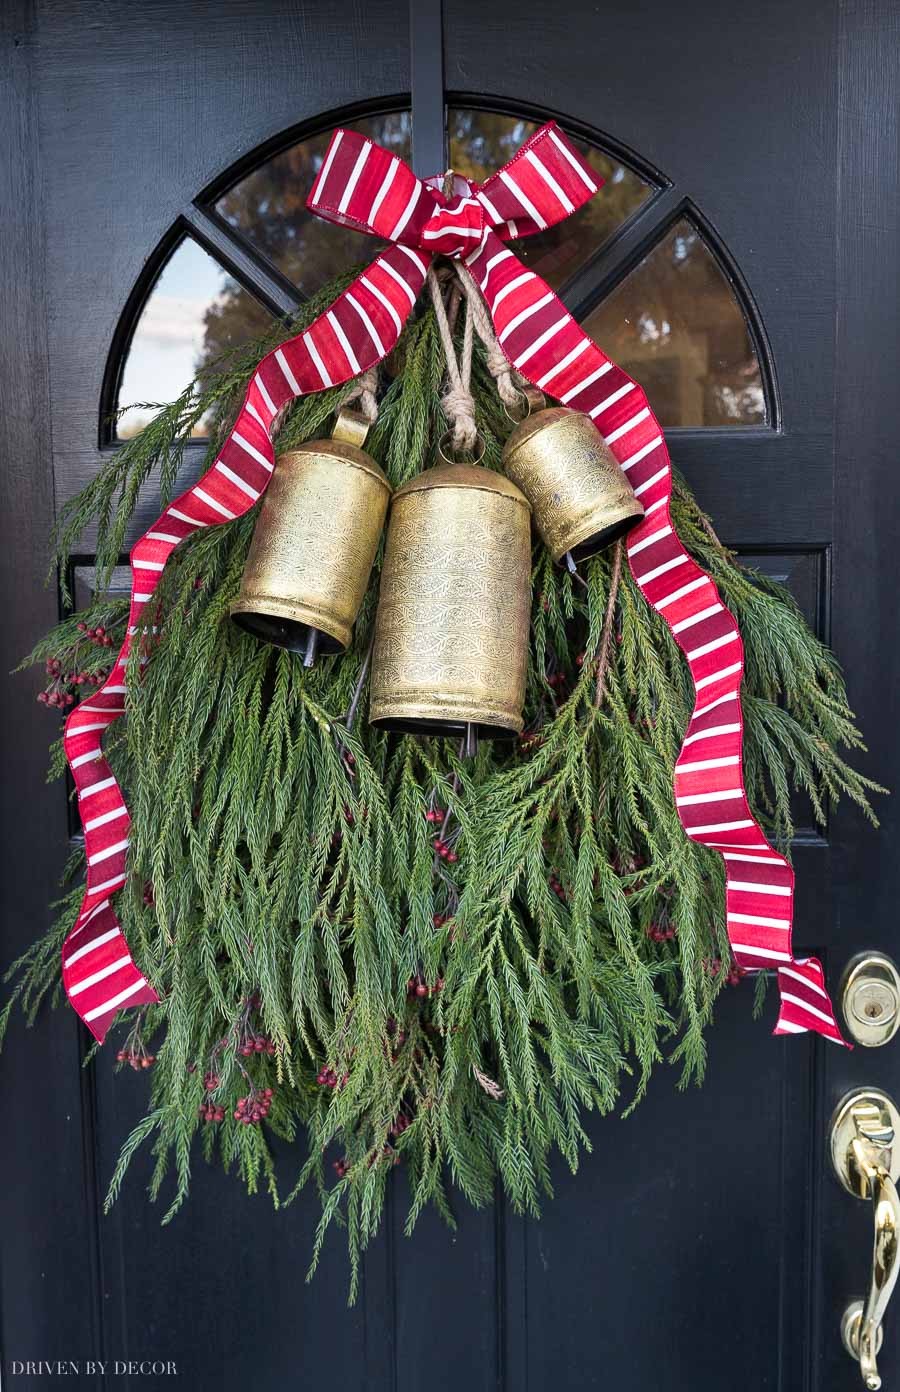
[109,101,773,441]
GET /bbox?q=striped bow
[61,122,846,1046]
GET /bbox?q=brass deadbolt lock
[841,953,900,1048]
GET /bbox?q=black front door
[2,2,899,1389]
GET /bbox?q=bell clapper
[230,408,391,659]
[464,722,477,760]
[564,551,589,590]
[344,634,376,733]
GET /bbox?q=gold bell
[502,393,644,563]
[369,463,532,738]
[231,408,390,660]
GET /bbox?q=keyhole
[866,1001,884,1019]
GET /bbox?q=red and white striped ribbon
[61,122,845,1046]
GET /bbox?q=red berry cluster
[407,974,444,998]
[547,671,567,692]
[518,730,543,752]
[705,956,744,987]
[424,807,446,824]
[142,883,154,907]
[234,1087,273,1125]
[37,658,77,708]
[76,621,115,648]
[647,921,676,943]
[186,991,279,1130]
[389,1113,411,1138]
[433,838,458,863]
[238,1034,276,1057]
[333,1157,349,1177]
[37,655,109,708]
[36,621,118,710]
[368,1144,401,1169]
[231,992,276,1057]
[316,1066,349,1089]
[116,1045,155,1070]
[548,872,567,903]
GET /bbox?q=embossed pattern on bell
[369,465,532,738]
[502,406,644,562]
[231,440,390,653]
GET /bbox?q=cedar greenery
[6,273,881,1300]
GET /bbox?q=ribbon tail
[465,226,847,1047]
[61,243,429,1043]
[774,957,847,1045]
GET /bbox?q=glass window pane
[448,108,654,291]
[215,111,412,298]
[116,239,272,440]
[581,220,766,427]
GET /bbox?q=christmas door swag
[13,122,879,1274]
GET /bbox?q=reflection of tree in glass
[155,116,762,435]
[448,109,653,291]
[195,278,272,390]
[215,112,412,298]
[583,220,766,427]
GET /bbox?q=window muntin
[112,108,770,438]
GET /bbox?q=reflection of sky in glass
[118,242,227,416]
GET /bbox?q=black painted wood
[0,1,105,1385]
[820,3,900,1388]
[2,2,899,1390]
[410,0,446,175]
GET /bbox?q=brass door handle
[831,1089,900,1388]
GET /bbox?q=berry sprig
[705,957,745,988]
[316,1066,349,1089]
[37,655,109,708]
[231,992,276,1057]
[548,871,567,903]
[432,834,459,864]
[76,621,115,648]
[234,1086,274,1125]
[406,974,444,999]
[36,619,121,711]
[187,991,279,1129]
[116,1011,156,1070]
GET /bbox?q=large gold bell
[231,409,390,657]
[502,400,644,563]
[369,463,532,738]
